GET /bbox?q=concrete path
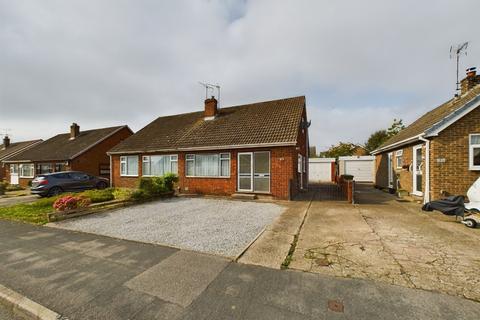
[290,183,480,302]
[0,195,38,208]
[1,220,480,319]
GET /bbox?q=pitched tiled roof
[379,86,480,151]
[0,140,42,161]
[7,126,128,162]
[109,96,306,153]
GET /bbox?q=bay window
[142,155,178,176]
[186,153,230,177]
[470,134,480,170]
[19,164,35,178]
[120,155,139,176]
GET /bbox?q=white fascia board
[424,95,480,137]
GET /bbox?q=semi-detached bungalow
[0,136,43,182]
[108,96,309,200]
[4,123,132,187]
[372,68,480,202]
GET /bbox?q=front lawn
[0,197,57,224]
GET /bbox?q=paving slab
[125,250,229,307]
[238,200,310,268]
[1,219,480,319]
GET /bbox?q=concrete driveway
[48,197,285,258]
[289,184,480,302]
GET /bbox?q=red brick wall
[375,143,425,196]
[430,107,480,200]
[70,127,132,177]
[111,146,299,200]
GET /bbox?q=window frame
[19,163,35,178]
[142,154,178,177]
[185,153,231,178]
[395,150,403,169]
[120,155,139,177]
[469,134,480,170]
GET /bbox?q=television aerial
[198,82,221,105]
[450,41,469,95]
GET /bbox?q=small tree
[387,119,405,138]
[319,142,361,158]
[364,130,389,153]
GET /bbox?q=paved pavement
[1,220,480,319]
[0,194,38,208]
[48,197,284,257]
[290,183,480,302]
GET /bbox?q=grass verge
[0,197,57,225]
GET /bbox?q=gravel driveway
[49,197,285,257]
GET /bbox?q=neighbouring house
[0,136,43,182]
[4,123,133,187]
[372,68,480,202]
[108,96,309,200]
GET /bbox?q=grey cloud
[0,0,479,150]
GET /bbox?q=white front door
[10,164,19,185]
[412,145,423,196]
[387,152,393,188]
[238,152,271,193]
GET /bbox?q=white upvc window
[395,150,403,169]
[19,164,35,178]
[185,153,230,177]
[142,155,178,176]
[469,134,480,170]
[120,155,139,176]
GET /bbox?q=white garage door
[309,159,334,182]
[344,160,374,182]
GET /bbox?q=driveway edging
[0,284,66,320]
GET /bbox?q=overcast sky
[1,0,479,151]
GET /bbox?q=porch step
[231,193,257,200]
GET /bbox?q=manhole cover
[328,300,344,313]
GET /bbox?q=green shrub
[6,184,24,192]
[131,189,150,201]
[163,173,179,192]
[0,182,7,195]
[112,188,134,201]
[138,177,167,196]
[81,188,114,203]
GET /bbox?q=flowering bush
[53,195,91,212]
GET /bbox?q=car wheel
[463,219,477,228]
[96,181,108,190]
[48,187,63,197]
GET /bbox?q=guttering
[107,141,297,155]
[371,134,424,155]
[419,136,431,204]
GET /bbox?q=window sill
[120,175,139,178]
[469,167,480,171]
[19,176,34,179]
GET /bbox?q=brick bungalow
[4,123,133,187]
[0,136,43,182]
[108,96,309,200]
[372,69,480,202]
